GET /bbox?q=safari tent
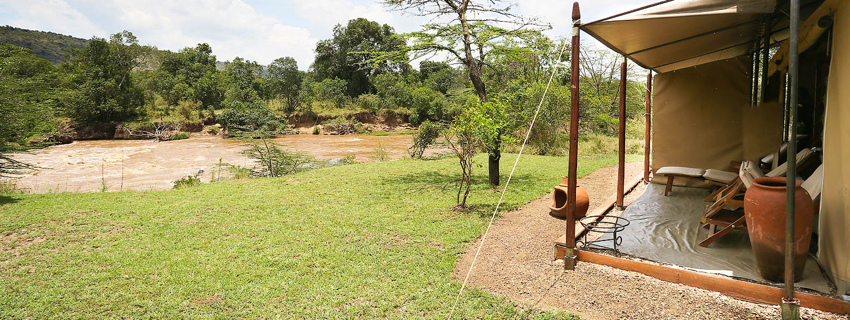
[554,0,849,315]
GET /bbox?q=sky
[0,0,651,70]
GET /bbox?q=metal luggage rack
[576,215,630,257]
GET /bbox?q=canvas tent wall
[820,3,849,295]
[651,56,784,186]
[580,0,848,295]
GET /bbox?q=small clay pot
[550,176,590,219]
[744,177,814,282]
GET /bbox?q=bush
[372,143,388,162]
[177,100,199,121]
[313,78,348,108]
[226,164,252,179]
[173,175,201,189]
[408,120,442,158]
[218,105,286,135]
[206,126,220,135]
[243,137,315,177]
[322,116,362,135]
[171,132,190,140]
[409,87,451,125]
[589,113,618,135]
[356,94,384,113]
[0,179,21,193]
[373,73,412,109]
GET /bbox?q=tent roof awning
[580,0,777,73]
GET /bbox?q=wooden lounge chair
[698,163,824,247]
[657,166,738,196]
[704,148,816,203]
[658,146,815,197]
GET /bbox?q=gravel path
[454,163,846,320]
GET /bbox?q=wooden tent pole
[644,71,652,182]
[617,59,627,208]
[565,1,581,270]
[783,0,801,319]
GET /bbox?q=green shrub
[312,126,321,135]
[218,105,286,135]
[371,143,388,162]
[356,94,384,113]
[243,138,315,177]
[206,126,220,135]
[409,87,451,125]
[0,180,21,194]
[225,164,252,180]
[342,154,357,164]
[313,78,348,108]
[173,175,201,189]
[626,117,646,140]
[372,73,412,109]
[171,132,190,140]
[589,113,618,135]
[177,100,199,121]
[408,120,442,158]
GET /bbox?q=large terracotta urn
[550,176,590,219]
[744,177,814,282]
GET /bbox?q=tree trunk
[488,135,501,186]
[488,153,500,186]
[469,63,488,103]
[457,5,496,184]
[457,10,488,103]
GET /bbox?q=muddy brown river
[6,134,443,193]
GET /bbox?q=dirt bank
[454,162,844,320]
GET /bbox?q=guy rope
[446,35,572,319]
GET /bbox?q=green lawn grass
[0,153,639,319]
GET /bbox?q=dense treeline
[1,17,648,179]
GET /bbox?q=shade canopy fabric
[581,0,776,73]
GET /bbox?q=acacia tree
[265,57,303,112]
[155,43,223,111]
[63,31,151,125]
[381,0,548,186]
[443,106,483,208]
[313,18,410,97]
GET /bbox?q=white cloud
[0,0,104,38]
[2,0,319,69]
[291,0,395,31]
[0,0,656,70]
[516,0,653,39]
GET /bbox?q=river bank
[5,134,444,194]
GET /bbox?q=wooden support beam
[644,72,652,182]
[564,1,581,270]
[617,59,627,207]
[570,250,850,316]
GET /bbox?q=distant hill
[0,26,89,64]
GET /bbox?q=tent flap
[819,2,850,296]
